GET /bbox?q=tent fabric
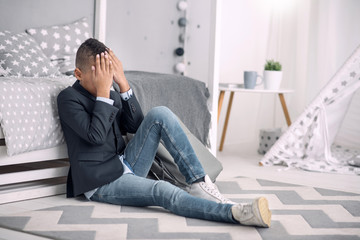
[260,45,360,175]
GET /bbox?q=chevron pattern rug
[0,176,360,240]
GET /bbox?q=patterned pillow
[26,18,91,74]
[0,65,7,76]
[0,30,60,77]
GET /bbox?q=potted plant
[263,59,283,90]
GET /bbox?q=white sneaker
[232,197,271,228]
[189,175,235,204]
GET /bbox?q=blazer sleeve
[57,89,119,145]
[118,93,144,134]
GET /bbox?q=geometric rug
[0,176,360,240]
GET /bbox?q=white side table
[218,83,294,151]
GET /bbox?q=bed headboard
[0,0,95,35]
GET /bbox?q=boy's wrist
[96,89,110,98]
[115,74,128,87]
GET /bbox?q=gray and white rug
[1,176,359,240]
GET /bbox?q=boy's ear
[74,68,82,80]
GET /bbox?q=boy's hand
[107,49,130,93]
[92,52,113,98]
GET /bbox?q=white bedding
[0,76,75,156]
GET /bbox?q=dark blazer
[57,80,144,197]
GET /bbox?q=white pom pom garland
[175,62,186,73]
[177,1,188,11]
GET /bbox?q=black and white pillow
[0,30,60,77]
[26,18,91,74]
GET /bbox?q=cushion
[0,66,7,76]
[0,30,60,77]
[26,18,91,74]
[156,118,223,182]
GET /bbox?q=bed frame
[0,0,96,204]
[0,127,69,204]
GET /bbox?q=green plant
[264,59,282,71]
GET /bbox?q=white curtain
[265,0,360,121]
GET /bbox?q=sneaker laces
[200,181,231,204]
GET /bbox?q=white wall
[0,0,95,33]
[105,0,213,85]
[217,0,360,150]
[105,0,183,74]
[218,0,276,149]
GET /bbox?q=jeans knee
[147,106,177,124]
[153,180,183,205]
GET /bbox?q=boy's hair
[75,38,108,71]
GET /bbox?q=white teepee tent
[260,45,360,175]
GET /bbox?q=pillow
[0,30,60,77]
[0,65,7,76]
[155,118,223,182]
[26,18,91,74]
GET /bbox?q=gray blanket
[122,71,211,146]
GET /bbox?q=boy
[57,38,271,227]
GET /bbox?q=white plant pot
[263,70,283,90]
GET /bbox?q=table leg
[219,91,234,151]
[278,93,291,126]
[218,91,225,123]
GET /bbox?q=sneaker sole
[258,197,272,228]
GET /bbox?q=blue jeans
[91,106,236,223]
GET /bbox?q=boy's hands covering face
[107,49,130,93]
[91,52,113,98]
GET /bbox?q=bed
[0,76,73,204]
[0,129,70,204]
[0,0,220,204]
[0,73,215,204]
[0,0,96,204]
